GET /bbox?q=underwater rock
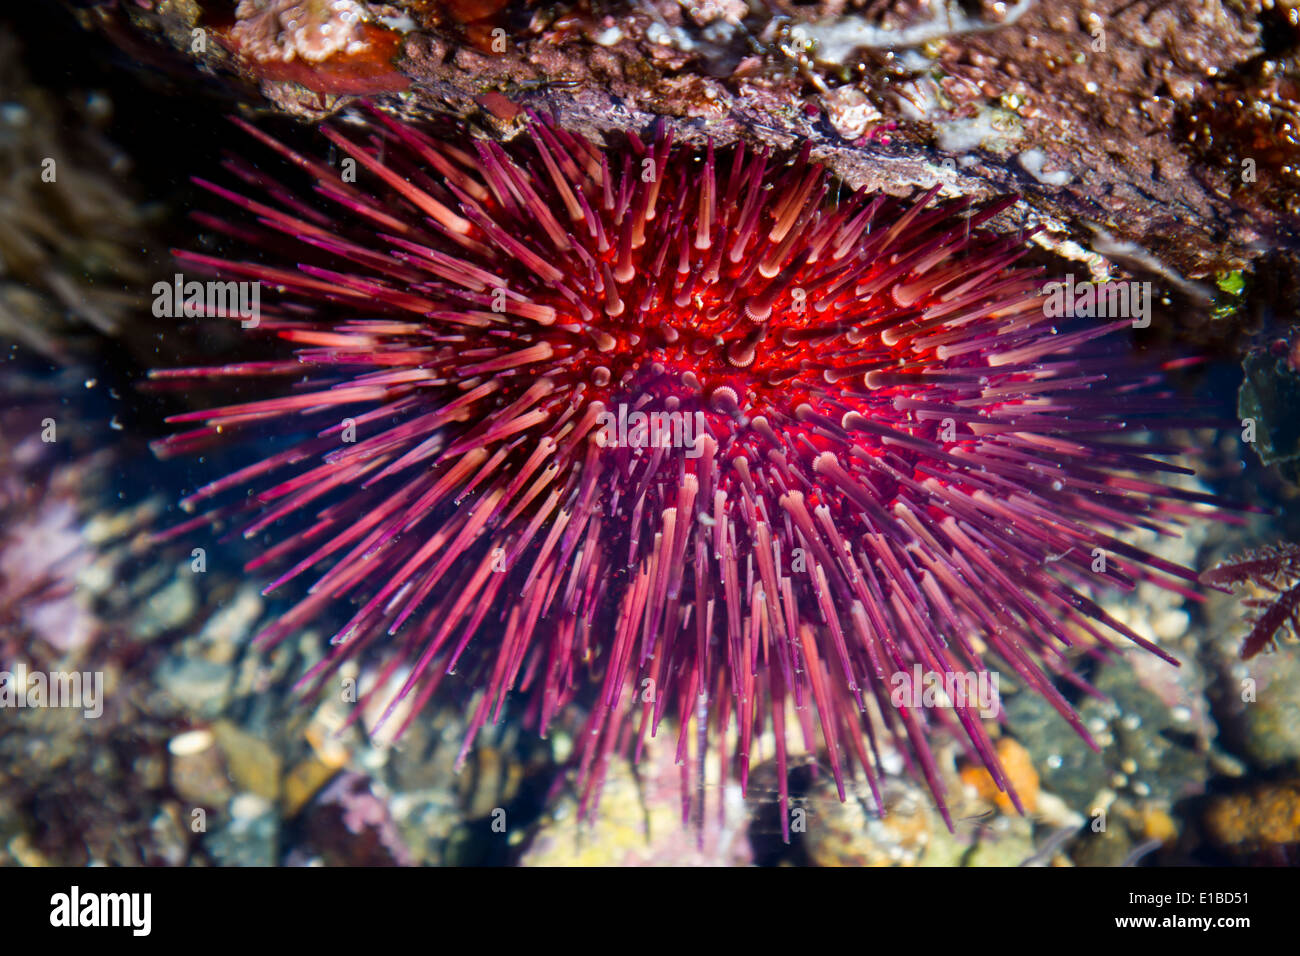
[1200,539,1300,771]
[206,794,279,867]
[1239,349,1300,485]
[1204,779,1300,861]
[0,377,122,668]
[1213,648,1300,770]
[292,771,413,866]
[801,774,948,868]
[0,697,178,865]
[77,0,1300,293]
[282,757,338,818]
[153,654,234,719]
[1006,648,1216,818]
[0,30,153,359]
[168,728,234,808]
[131,574,198,642]
[212,719,283,803]
[520,730,752,867]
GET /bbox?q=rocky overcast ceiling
[79,0,1300,317]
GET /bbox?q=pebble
[169,742,232,809]
[133,575,197,641]
[168,729,214,757]
[197,586,262,664]
[205,806,278,867]
[230,793,272,821]
[212,720,282,802]
[283,757,338,818]
[154,655,233,719]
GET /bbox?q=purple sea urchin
[153,108,1229,837]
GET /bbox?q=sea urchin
[152,106,1226,838]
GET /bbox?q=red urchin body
[153,108,1224,837]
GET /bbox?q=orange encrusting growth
[218,21,410,95]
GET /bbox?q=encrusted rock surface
[78,0,1300,316]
